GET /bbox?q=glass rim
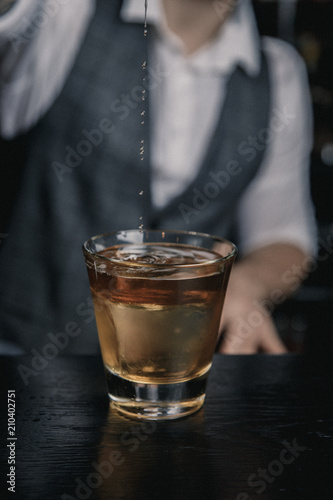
[83,229,237,268]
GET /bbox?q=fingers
[217,315,288,355]
[259,320,288,354]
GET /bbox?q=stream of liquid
[139,0,148,230]
[144,0,148,36]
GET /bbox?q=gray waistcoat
[0,0,270,353]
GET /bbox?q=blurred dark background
[0,0,332,361]
[254,0,333,362]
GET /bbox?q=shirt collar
[120,0,261,77]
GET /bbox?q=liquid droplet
[139,191,144,196]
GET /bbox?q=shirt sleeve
[236,37,318,257]
[0,0,95,139]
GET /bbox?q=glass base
[106,369,208,420]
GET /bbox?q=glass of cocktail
[83,229,237,420]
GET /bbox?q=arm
[0,0,95,139]
[218,243,311,353]
[218,38,317,354]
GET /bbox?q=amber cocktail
[83,230,236,420]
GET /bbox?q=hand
[215,242,310,354]
[217,279,288,355]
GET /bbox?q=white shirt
[0,0,317,255]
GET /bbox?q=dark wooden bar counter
[1,353,333,500]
